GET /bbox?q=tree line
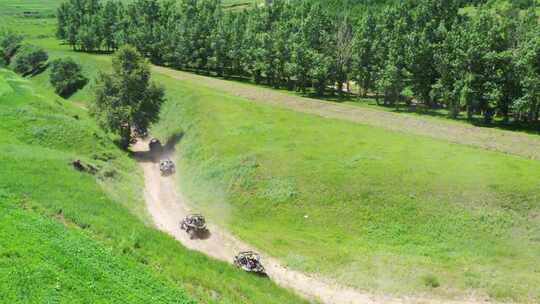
[56,0,540,126]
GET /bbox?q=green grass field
[0,43,306,304]
[0,194,194,304]
[33,24,536,303]
[2,1,540,303]
[152,72,540,302]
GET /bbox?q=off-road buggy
[233,251,265,274]
[180,214,207,239]
[149,138,162,154]
[133,126,148,138]
[159,159,175,176]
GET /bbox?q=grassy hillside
[150,72,540,302]
[4,18,539,304]
[2,0,540,303]
[0,0,61,17]
[0,194,194,304]
[0,68,307,303]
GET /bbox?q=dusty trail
[134,139,487,304]
[152,65,540,161]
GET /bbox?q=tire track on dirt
[152,65,540,161]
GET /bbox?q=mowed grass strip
[0,69,307,304]
[151,72,540,302]
[152,66,540,160]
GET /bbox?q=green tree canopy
[0,29,23,65]
[91,45,165,148]
[58,0,540,127]
[10,44,48,76]
[49,57,88,97]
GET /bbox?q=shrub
[49,57,88,97]
[422,274,440,288]
[10,44,48,76]
[0,29,23,64]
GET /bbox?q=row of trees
[57,0,540,125]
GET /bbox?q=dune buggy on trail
[180,214,207,239]
[234,251,266,274]
[149,138,163,154]
[159,159,175,176]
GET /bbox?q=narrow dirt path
[152,65,540,160]
[133,139,487,304]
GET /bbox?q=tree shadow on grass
[73,49,115,55]
[348,98,540,136]
[130,132,184,163]
[23,62,49,77]
[58,78,89,99]
[163,132,183,154]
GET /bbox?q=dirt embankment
[152,65,540,161]
[133,139,489,304]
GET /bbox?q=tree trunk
[502,104,509,124]
[449,104,459,119]
[337,82,344,97]
[467,106,474,120]
[423,91,432,108]
[120,123,132,150]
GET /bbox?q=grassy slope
[151,74,540,302]
[0,67,306,303]
[10,22,540,304]
[3,1,540,303]
[0,69,191,303]
[0,195,194,304]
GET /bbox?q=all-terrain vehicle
[180,214,207,239]
[159,159,176,176]
[149,138,163,154]
[234,251,265,274]
[133,126,148,139]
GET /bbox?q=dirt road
[152,65,540,161]
[133,139,487,304]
